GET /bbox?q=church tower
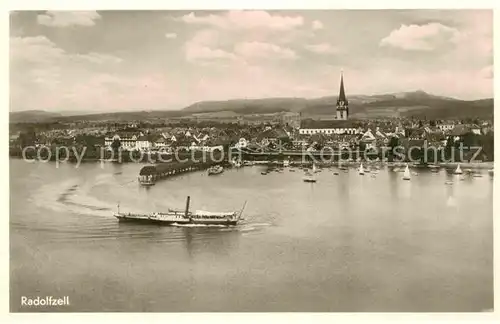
[336,72,348,120]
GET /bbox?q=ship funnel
[185,196,191,217]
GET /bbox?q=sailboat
[402,164,411,180]
[303,172,316,183]
[303,164,317,182]
[454,164,463,175]
[358,163,365,175]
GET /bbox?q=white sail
[402,164,411,180]
[359,163,365,175]
[455,164,463,174]
[313,164,317,173]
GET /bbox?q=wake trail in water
[31,175,120,218]
[171,223,228,228]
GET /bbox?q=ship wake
[32,177,119,217]
[171,223,230,228]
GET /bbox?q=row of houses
[298,119,485,136]
[104,133,223,152]
[100,119,487,153]
[295,119,490,152]
[102,125,295,152]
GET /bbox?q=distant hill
[183,97,309,114]
[183,91,493,119]
[9,110,62,123]
[9,91,493,123]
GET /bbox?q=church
[335,71,349,120]
[299,72,358,135]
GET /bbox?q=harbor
[10,159,493,311]
[137,157,494,185]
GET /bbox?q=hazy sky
[10,10,493,112]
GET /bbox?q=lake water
[10,159,493,312]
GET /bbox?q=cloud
[380,23,461,51]
[37,11,101,27]
[10,36,123,65]
[186,45,237,62]
[185,37,298,63]
[184,29,237,63]
[10,36,130,111]
[165,32,177,39]
[312,20,323,30]
[177,10,304,31]
[10,36,65,64]
[234,41,297,60]
[305,43,338,54]
[74,52,124,65]
[10,10,493,112]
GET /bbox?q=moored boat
[208,165,224,175]
[303,176,317,183]
[454,164,463,175]
[303,169,317,182]
[138,176,155,186]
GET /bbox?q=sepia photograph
[9,8,494,312]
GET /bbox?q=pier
[138,159,224,184]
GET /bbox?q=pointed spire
[338,70,347,102]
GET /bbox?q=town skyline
[10,10,493,113]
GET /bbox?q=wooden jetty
[138,159,223,185]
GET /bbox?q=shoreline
[9,156,494,169]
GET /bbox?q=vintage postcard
[8,7,494,315]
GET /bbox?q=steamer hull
[114,196,245,227]
[114,212,239,226]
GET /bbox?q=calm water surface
[10,159,493,312]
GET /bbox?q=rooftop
[300,120,358,129]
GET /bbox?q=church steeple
[338,71,347,103]
[336,71,348,120]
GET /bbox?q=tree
[444,136,454,160]
[111,139,121,152]
[19,129,37,147]
[478,133,494,161]
[388,136,399,152]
